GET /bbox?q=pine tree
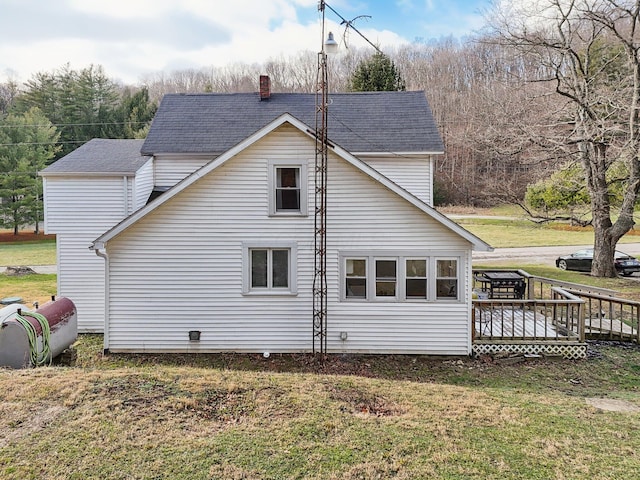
[0,108,60,234]
[350,52,406,92]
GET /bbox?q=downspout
[93,244,110,353]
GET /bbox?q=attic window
[276,168,300,211]
[268,160,308,216]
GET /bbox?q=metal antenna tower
[312,1,379,354]
[313,0,330,354]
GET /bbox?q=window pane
[437,259,457,277]
[376,260,396,278]
[346,278,366,298]
[276,189,300,210]
[272,250,289,288]
[406,259,426,277]
[406,279,427,298]
[346,259,366,277]
[251,250,267,288]
[376,281,396,297]
[277,168,299,188]
[437,279,457,298]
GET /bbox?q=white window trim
[242,241,298,295]
[435,257,459,301]
[268,159,308,217]
[405,257,429,301]
[373,257,399,301]
[339,251,462,303]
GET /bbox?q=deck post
[578,300,585,342]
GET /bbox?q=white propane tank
[0,297,77,369]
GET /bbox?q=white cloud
[0,0,452,85]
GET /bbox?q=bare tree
[487,0,640,277]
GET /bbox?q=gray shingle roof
[141,91,444,155]
[40,139,148,175]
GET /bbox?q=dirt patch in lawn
[586,397,640,413]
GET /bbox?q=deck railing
[472,287,584,342]
[519,272,618,301]
[473,268,617,301]
[472,269,639,345]
[564,289,640,343]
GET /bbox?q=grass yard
[0,273,57,306]
[1,220,640,479]
[0,238,56,266]
[456,217,640,248]
[1,337,639,479]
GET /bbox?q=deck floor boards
[474,307,579,340]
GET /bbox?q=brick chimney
[259,75,270,100]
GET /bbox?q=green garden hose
[13,311,51,367]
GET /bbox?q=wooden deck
[584,316,638,338]
[474,306,580,340]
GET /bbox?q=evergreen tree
[15,65,157,157]
[0,107,60,234]
[350,52,406,92]
[118,87,158,139]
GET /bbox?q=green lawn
[455,217,640,248]
[0,239,56,266]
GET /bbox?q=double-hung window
[375,259,397,298]
[268,160,308,216]
[436,259,458,299]
[345,259,367,298]
[243,243,297,295]
[405,259,427,299]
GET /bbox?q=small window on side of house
[276,167,300,211]
[268,160,308,216]
[243,243,297,295]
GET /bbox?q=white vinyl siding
[154,155,212,187]
[133,159,154,209]
[328,154,470,354]
[43,176,133,234]
[57,235,105,332]
[362,156,433,206]
[43,172,148,332]
[104,124,473,355]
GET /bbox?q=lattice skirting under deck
[473,342,587,360]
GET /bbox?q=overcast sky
[0,0,491,85]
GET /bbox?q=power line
[0,120,150,129]
[0,140,88,147]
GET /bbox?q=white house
[42,83,492,354]
[40,139,153,332]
